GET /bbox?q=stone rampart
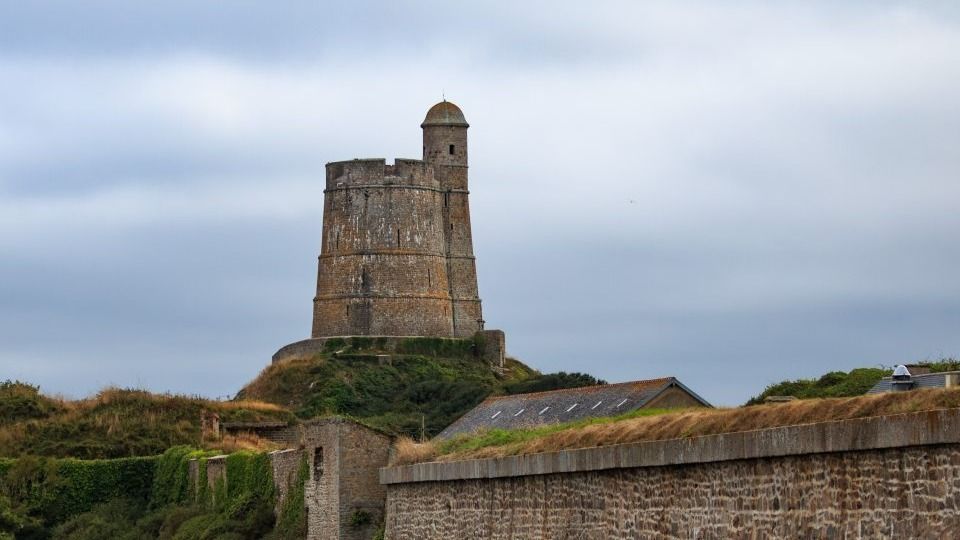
[381,409,960,538]
[189,449,303,514]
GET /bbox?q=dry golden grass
[211,432,280,453]
[216,399,285,412]
[392,436,439,465]
[393,388,960,465]
[56,386,284,415]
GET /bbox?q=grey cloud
[1,1,959,405]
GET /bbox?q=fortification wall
[301,418,393,540]
[381,409,960,539]
[190,449,303,514]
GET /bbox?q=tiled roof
[436,377,710,439]
[866,371,959,394]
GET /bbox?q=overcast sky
[1,1,958,406]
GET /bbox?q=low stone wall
[189,449,303,513]
[381,409,960,538]
[272,335,474,364]
[270,449,304,512]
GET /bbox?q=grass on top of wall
[392,387,960,465]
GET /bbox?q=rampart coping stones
[380,407,960,484]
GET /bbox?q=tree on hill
[503,372,605,395]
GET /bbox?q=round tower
[422,101,484,337]
[311,157,454,338]
[308,101,484,339]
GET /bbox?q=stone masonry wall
[303,421,341,540]
[269,449,304,514]
[382,409,960,539]
[336,421,392,540]
[189,449,303,514]
[301,417,393,540]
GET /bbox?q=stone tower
[310,101,484,338]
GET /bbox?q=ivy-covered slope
[0,446,307,539]
[236,337,600,439]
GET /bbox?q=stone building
[301,418,392,540]
[312,100,483,339]
[437,377,711,439]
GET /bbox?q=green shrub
[0,454,156,527]
[746,368,890,405]
[52,498,146,540]
[503,372,606,395]
[348,509,371,527]
[0,381,61,423]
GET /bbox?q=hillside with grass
[237,337,602,439]
[745,358,960,405]
[0,381,292,460]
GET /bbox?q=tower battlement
[325,159,438,190]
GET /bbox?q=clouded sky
[1,1,958,405]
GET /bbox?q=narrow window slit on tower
[449,144,455,155]
[313,447,324,477]
[397,228,401,247]
[427,269,432,287]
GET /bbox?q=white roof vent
[891,364,915,391]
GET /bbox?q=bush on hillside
[0,381,62,424]
[503,372,606,395]
[746,368,889,405]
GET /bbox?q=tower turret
[422,100,469,171]
[422,100,483,337]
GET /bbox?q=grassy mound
[0,383,292,459]
[237,337,588,439]
[394,387,960,465]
